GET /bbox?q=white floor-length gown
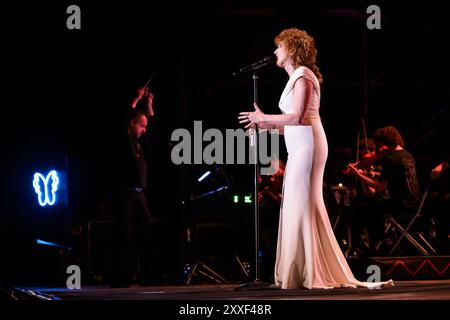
[274,66,394,289]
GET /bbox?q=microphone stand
[235,69,272,291]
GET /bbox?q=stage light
[33,170,59,206]
[36,239,65,249]
[197,170,211,182]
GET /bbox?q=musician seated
[342,138,387,256]
[347,126,421,256]
[427,156,450,254]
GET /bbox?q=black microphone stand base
[234,280,277,291]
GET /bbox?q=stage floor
[11,279,450,300]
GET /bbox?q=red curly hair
[275,28,323,84]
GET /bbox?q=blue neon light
[198,170,211,182]
[36,239,65,249]
[33,170,59,206]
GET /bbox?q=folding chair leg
[388,184,433,256]
[388,217,429,256]
[416,232,437,254]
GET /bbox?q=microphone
[233,55,275,76]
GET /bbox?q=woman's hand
[238,103,265,129]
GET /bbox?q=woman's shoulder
[290,66,320,92]
[294,66,318,82]
[293,66,313,77]
[285,67,309,88]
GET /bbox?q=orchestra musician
[428,156,450,253]
[346,126,421,256]
[342,138,388,256]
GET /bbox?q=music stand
[182,169,232,285]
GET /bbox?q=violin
[342,149,383,176]
[342,118,382,177]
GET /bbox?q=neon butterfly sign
[33,170,59,206]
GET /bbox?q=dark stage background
[1,1,449,285]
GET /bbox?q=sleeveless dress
[274,66,394,289]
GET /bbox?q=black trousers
[112,189,155,284]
